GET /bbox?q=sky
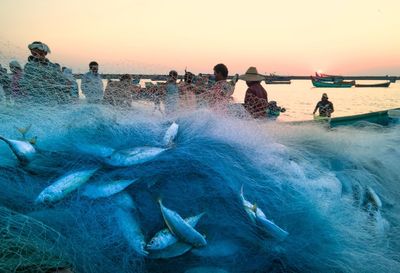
[0,0,399,75]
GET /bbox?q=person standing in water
[164,70,180,115]
[313,93,334,118]
[241,67,269,118]
[206,63,238,109]
[81,61,104,103]
[103,74,133,107]
[21,41,70,104]
[179,71,197,110]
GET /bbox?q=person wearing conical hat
[240,67,268,118]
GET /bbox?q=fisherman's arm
[313,103,319,114]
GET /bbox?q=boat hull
[311,79,355,88]
[287,108,400,127]
[355,82,391,88]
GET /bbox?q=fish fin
[16,124,31,138]
[29,136,37,145]
[252,203,258,212]
[198,211,207,218]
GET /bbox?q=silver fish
[159,200,207,247]
[255,210,289,241]
[81,179,138,199]
[147,241,192,259]
[240,185,257,223]
[240,185,289,241]
[364,186,382,211]
[105,146,167,167]
[147,212,205,251]
[35,168,98,204]
[162,122,179,146]
[0,136,36,164]
[115,206,148,256]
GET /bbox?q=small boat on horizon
[355,81,391,88]
[311,77,355,88]
[265,80,291,84]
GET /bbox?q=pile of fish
[0,120,385,263]
[0,121,292,261]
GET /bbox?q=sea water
[0,99,399,273]
[78,79,400,121]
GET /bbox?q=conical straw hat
[239,67,265,81]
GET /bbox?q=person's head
[245,81,261,87]
[89,61,99,73]
[9,60,22,73]
[168,70,178,82]
[120,74,132,82]
[184,71,194,84]
[322,93,328,101]
[28,41,50,61]
[213,63,228,81]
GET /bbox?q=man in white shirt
[81,61,104,103]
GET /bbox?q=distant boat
[315,72,342,78]
[311,77,355,88]
[314,72,344,82]
[355,82,391,88]
[265,80,291,84]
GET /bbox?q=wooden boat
[355,82,391,88]
[286,108,400,127]
[311,78,355,88]
[310,108,400,127]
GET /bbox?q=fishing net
[0,206,71,273]
[0,40,400,273]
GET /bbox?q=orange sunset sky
[0,0,399,75]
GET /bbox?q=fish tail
[198,211,206,218]
[0,136,10,146]
[240,184,246,200]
